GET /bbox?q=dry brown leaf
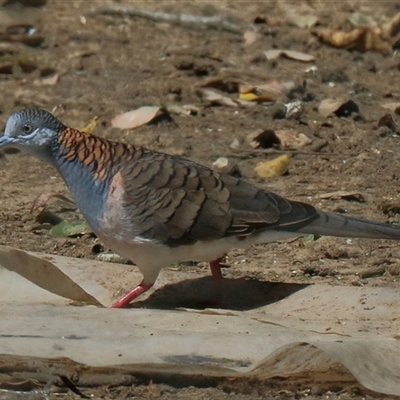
[380,102,400,115]
[318,99,359,118]
[313,27,392,54]
[275,130,312,149]
[198,89,238,107]
[248,129,280,149]
[111,106,161,130]
[254,154,291,179]
[378,114,397,132]
[33,73,59,86]
[381,12,400,38]
[30,193,75,213]
[319,191,365,202]
[313,27,364,48]
[264,49,315,62]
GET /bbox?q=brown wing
[119,149,318,246]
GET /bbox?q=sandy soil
[1,1,400,399]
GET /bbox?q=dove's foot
[109,281,154,308]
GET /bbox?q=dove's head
[0,108,66,163]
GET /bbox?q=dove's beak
[0,135,13,148]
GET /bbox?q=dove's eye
[22,123,33,135]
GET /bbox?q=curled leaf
[264,49,315,62]
[275,130,312,149]
[111,106,162,130]
[318,99,359,118]
[31,193,75,213]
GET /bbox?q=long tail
[293,211,400,240]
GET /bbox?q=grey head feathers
[0,108,66,164]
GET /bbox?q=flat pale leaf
[111,106,161,130]
[0,245,100,305]
[49,220,91,237]
[275,130,312,149]
[288,13,318,29]
[348,12,377,28]
[264,49,315,62]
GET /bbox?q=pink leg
[108,280,153,308]
[209,258,224,279]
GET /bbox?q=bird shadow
[130,277,308,311]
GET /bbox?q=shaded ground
[1,0,400,399]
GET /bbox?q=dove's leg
[108,281,153,308]
[209,258,224,279]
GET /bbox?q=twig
[91,6,245,33]
[229,147,335,157]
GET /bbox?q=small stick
[91,6,245,33]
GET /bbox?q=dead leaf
[111,106,161,130]
[264,49,316,62]
[254,154,291,179]
[378,114,397,132]
[287,13,318,29]
[239,85,274,102]
[313,26,392,54]
[248,129,280,149]
[319,191,365,202]
[198,89,238,107]
[318,99,359,118]
[275,130,312,149]
[256,79,296,96]
[80,116,98,134]
[381,102,400,115]
[381,12,400,39]
[33,73,59,86]
[197,78,240,93]
[313,27,364,48]
[31,193,75,213]
[348,12,377,28]
[165,104,199,116]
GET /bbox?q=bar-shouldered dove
[1,108,400,308]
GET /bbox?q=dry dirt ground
[1,1,400,399]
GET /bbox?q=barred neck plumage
[52,127,144,181]
[50,127,144,231]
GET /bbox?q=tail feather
[293,211,400,240]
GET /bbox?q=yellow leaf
[254,154,291,178]
[239,85,274,102]
[80,116,99,134]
